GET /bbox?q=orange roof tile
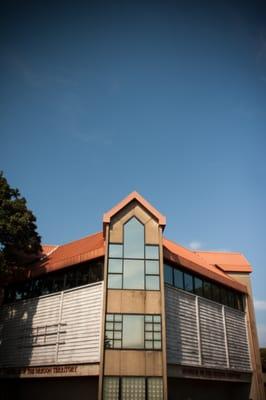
[103,191,166,227]
[29,232,105,278]
[163,238,248,294]
[194,251,252,273]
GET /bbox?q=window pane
[106,314,114,321]
[220,287,228,306]
[154,341,161,349]
[124,218,144,258]
[184,273,193,292]
[122,377,145,400]
[212,284,220,302]
[114,331,122,339]
[154,332,161,340]
[145,245,159,259]
[114,314,122,321]
[164,264,173,285]
[103,377,119,400]
[123,315,144,348]
[123,260,144,289]
[174,269,183,289]
[147,378,163,400]
[203,281,212,299]
[153,315,161,323]
[105,322,113,330]
[146,275,160,290]
[228,290,235,308]
[145,341,153,349]
[109,259,123,273]
[145,315,153,322]
[146,260,159,274]
[145,332,153,340]
[109,244,123,258]
[194,277,203,296]
[108,274,122,289]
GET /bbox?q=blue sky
[1,0,266,345]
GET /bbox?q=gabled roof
[23,230,248,293]
[103,191,166,227]
[163,238,248,293]
[193,251,252,273]
[28,232,104,278]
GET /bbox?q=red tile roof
[163,238,248,293]
[193,251,252,273]
[25,231,249,293]
[29,232,104,278]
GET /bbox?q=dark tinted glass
[184,273,193,292]
[194,277,203,296]
[203,281,212,299]
[124,218,144,258]
[174,269,183,289]
[212,284,220,302]
[164,264,173,285]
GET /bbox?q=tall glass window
[108,217,160,290]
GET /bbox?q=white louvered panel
[165,286,199,365]
[225,307,251,370]
[198,298,227,368]
[0,282,103,367]
[57,284,102,364]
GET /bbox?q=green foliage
[0,171,41,277]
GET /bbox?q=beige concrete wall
[107,289,161,314]
[109,201,160,244]
[104,350,163,376]
[228,273,264,400]
[100,199,167,399]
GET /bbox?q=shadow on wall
[168,377,251,400]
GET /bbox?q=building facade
[0,192,264,400]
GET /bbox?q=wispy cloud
[188,241,202,250]
[254,299,266,311]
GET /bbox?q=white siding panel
[165,285,251,372]
[0,282,103,367]
[165,286,199,365]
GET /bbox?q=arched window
[108,217,160,290]
[124,218,144,259]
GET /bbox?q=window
[163,264,244,311]
[174,269,183,289]
[184,272,193,292]
[164,264,173,285]
[122,377,145,400]
[105,314,162,350]
[108,218,160,291]
[4,260,104,303]
[123,315,144,348]
[103,377,163,400]
[124,218,144,259]
[103,377,120,400]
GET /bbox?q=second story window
[108,217,160,291]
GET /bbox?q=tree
[0,171,41,277]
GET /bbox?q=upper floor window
[124,218,144,258]
[164,263,244,311]
[108,217,160,291]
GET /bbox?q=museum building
[0,192,264,400]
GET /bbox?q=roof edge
[103,191,166,226]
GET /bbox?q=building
[0,192,264,400]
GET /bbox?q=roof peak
[103,191,166,227]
